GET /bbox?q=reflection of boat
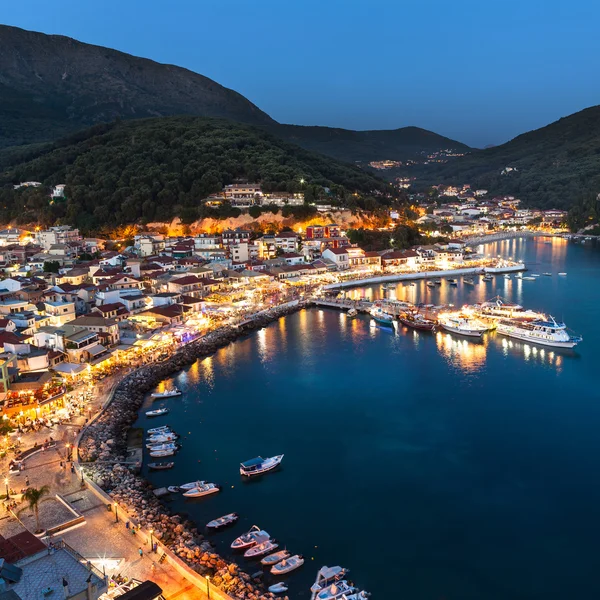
[496,316,582,348]
[151,388,182,399]
[182,482,221,497]
[347,308,358,318]
[310,566,350,599]
[369,307,394,326]
[398,313,436,331]
[244,539,279,558]
[207,513,239,529]
[146,407,169,417]
[269,583,289,594]
[439,315,486,338]
[262,550,291,566]
[240,455,284,477]
[231,525,270,550]
[148,462,174,471]
[271,555,304,575]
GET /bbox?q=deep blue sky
[3,0,600,147]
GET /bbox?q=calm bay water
[136,237,600,600]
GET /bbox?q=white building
[322,247,349,270]
[36,226,81,251]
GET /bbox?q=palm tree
[23,485,50,533]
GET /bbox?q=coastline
[464,230,554,245]
[76,300,306,600]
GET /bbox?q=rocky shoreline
[78,301,306,600]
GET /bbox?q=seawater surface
[136,237,600,600]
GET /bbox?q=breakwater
[77,300,305,600]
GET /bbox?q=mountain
[426,105,600,209]
[0,25,469,163]
[271,124,471,163]
[0,25,275,148]
[0,116,398,231]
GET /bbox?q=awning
[53,363,87,375]
[89,351,114,366]
[87,343,107,357]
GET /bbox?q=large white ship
[474,296,545,321]
[496,316,582,348]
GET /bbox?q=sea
[135,236,600,600]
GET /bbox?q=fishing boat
[261,550,291,566]
[347,308,358,318]
[244,539,279,558]
[231,526,270,550]
[149,449,175,458]
[167,486,181,493]
[398,312,436,332]
[179,480,207,490]
[240,455,284,477]
[182,482,221,498]
[146,435,177,445]
[148,462,174,471]
[463,277,475,285]
[447,278,458,286]
[268,583,289,594]
[207,513,239,529]
[495,316,582,348]
[146,407,169,418]
[310,566,350,599]
[147,425,172,435]
[271,555,304,575]
[438,315,486,338]
[369,307,394,326]
[151,387,182,399]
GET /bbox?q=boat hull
[441,324,483,338]
[496,328,578,348]
[398,317,435,331]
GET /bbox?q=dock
[312,298,372,312]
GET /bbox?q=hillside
[0,116,397,231]
[424,105,600,209]
[0,25,274,148]
[273,124,471,163]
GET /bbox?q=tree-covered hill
[0,116,397,231]
[420,105,600,209]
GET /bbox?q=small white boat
[151,387,182,399]
[179,480,207,490]
[310,566,350,599]
[439,315,486,338]
[146,407,169,418]
[558,272,567,276]
[347,308,358,318]
[426,281,436,288]
[167,486,181,493]
[503,274,511,280]
[147,425,172,435]
[542,272,552,277]
[447,278,458,286]
[315,581,358,600]
[207,513,239,529]
[522,276,536,281]
[244,539,279,558]
[531,273,540,277]
[147,442,177,452]
[261,550,291,566]
[482,275,493,282]
[463,277,475,285]
[182,482,221,498]
[271,554,304,575]
[150,449,175,458]
[146,435,177,446]
[231,525,270,550]
[268,583,288,594]
[240,455,284,477]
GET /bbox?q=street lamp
[4,477,8,500]
[114,502,119,523]
[206,575,211,599]
[149,529,154,551]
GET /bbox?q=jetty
[312,298,372,312]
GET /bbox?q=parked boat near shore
[182,482,221,498]
[438,315,486,338]
[496,316,582,348]
[151,388,182,399]
[146,407,169,417]
[148,462,174,471]
[207,513,239,529]
[244,539,279,558]
[369,306,394,326]
[271,554,304,575]
[231,526,270,550]
[240,455,284,477]
[261,550,291,566]
[398,312,436,331]
[310,566,349,599]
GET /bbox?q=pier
[312,298,373,312]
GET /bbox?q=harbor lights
[114,502,119,523]
[206,575,211,599]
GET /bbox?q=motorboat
[207,513,239,529]
[495,316,582,348]
[231,526,270,550]
[344,592,371,600]
[268,583,288,594]
[261,550,291,566]
[315,581,359,600]
[398,312,436,332]
[148,462,174,471]
[149,449,175,458]
[151,387,182,399]
[146,435,177,446]
[271,554,304,575]
[426,281,436,288]
[147,442,178,452]
[530,273,540,277]
[369,307,394,327]
[463,277,475,285]
[240,455,284,477]
[558,272,567,276]
[482,275,493,282]
[167,486,181,493]
[147,425,172,435]
[522,276,536,280]
[542,272,552,277]
[244,539,279,558]
[503,274,511,280]
[347,308,358,318]
[146,408,169,418]
[310,566,350,599]
[182,482,221,497]
[433,279,442,285]
[179,480,207,490]
[447,278,458,286]
[438,315,486,338]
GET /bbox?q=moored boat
[347,308,358,318]
[438,315,486,338]
[167,486,181,493]
[244,539,279,558]
[398,312,436,331]
[426,280,436,288]
[148,462,174,471]
[207,513,239,529]
[261,550,291,566]
[149,449,175,458]
[315,581,358,600]
[271,554,304,575]
[463,277,475,285]
[147,442,178,452]
[268,583,289,594]
[182,482,221,498]
[496,316,582,348]
[240,455,284,477]
[147,425,172,435]
[146,434,178,446]
[231,525,270,550]
[503,273,511,280]
[146,407,169,418]
[179,480,207,490]
[369,307,394,326]
[433,279,442,285]
[482,275,493,282]
[542,272,552,276]
[558,272,567,276]
[151,387,182,399]
[310,566,350,599]
[447,278,458,286]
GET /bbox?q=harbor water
[136,236,600,599]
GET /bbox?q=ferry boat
[369,307,394,327]
[495,316,582,348]
[182,482,221,498]
[244,539,279,558]
[151,387,182,399]
[240,455,284,477]
[475,297,545,321]
[438,315,486,338]
[146,407,169,418]
[231,525,270,550]
[271,554,304,575]
[261,550,291,566]
[207,513,239,529]
[398,312,436,332]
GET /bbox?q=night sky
[4,0,600,147]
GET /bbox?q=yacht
[240,455,284,477]
[310,566,349,599]
[496,316,582,348]
[231,526,270,550]
[438,315,486,338]
[207,513,239,529]
[244,539,279,558]
[261,550,291,566]
[369,307,394,326]
[475,297,545,321]
[182,482,221,498]
[151,387,182,399]
[271,554,304,575]
[145,408,169,418]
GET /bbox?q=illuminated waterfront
[138,237,600,600]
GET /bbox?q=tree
[23,485,50,533]
[43,261,60,273]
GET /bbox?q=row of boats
[145,425,181,458]
[369,295,582,348]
